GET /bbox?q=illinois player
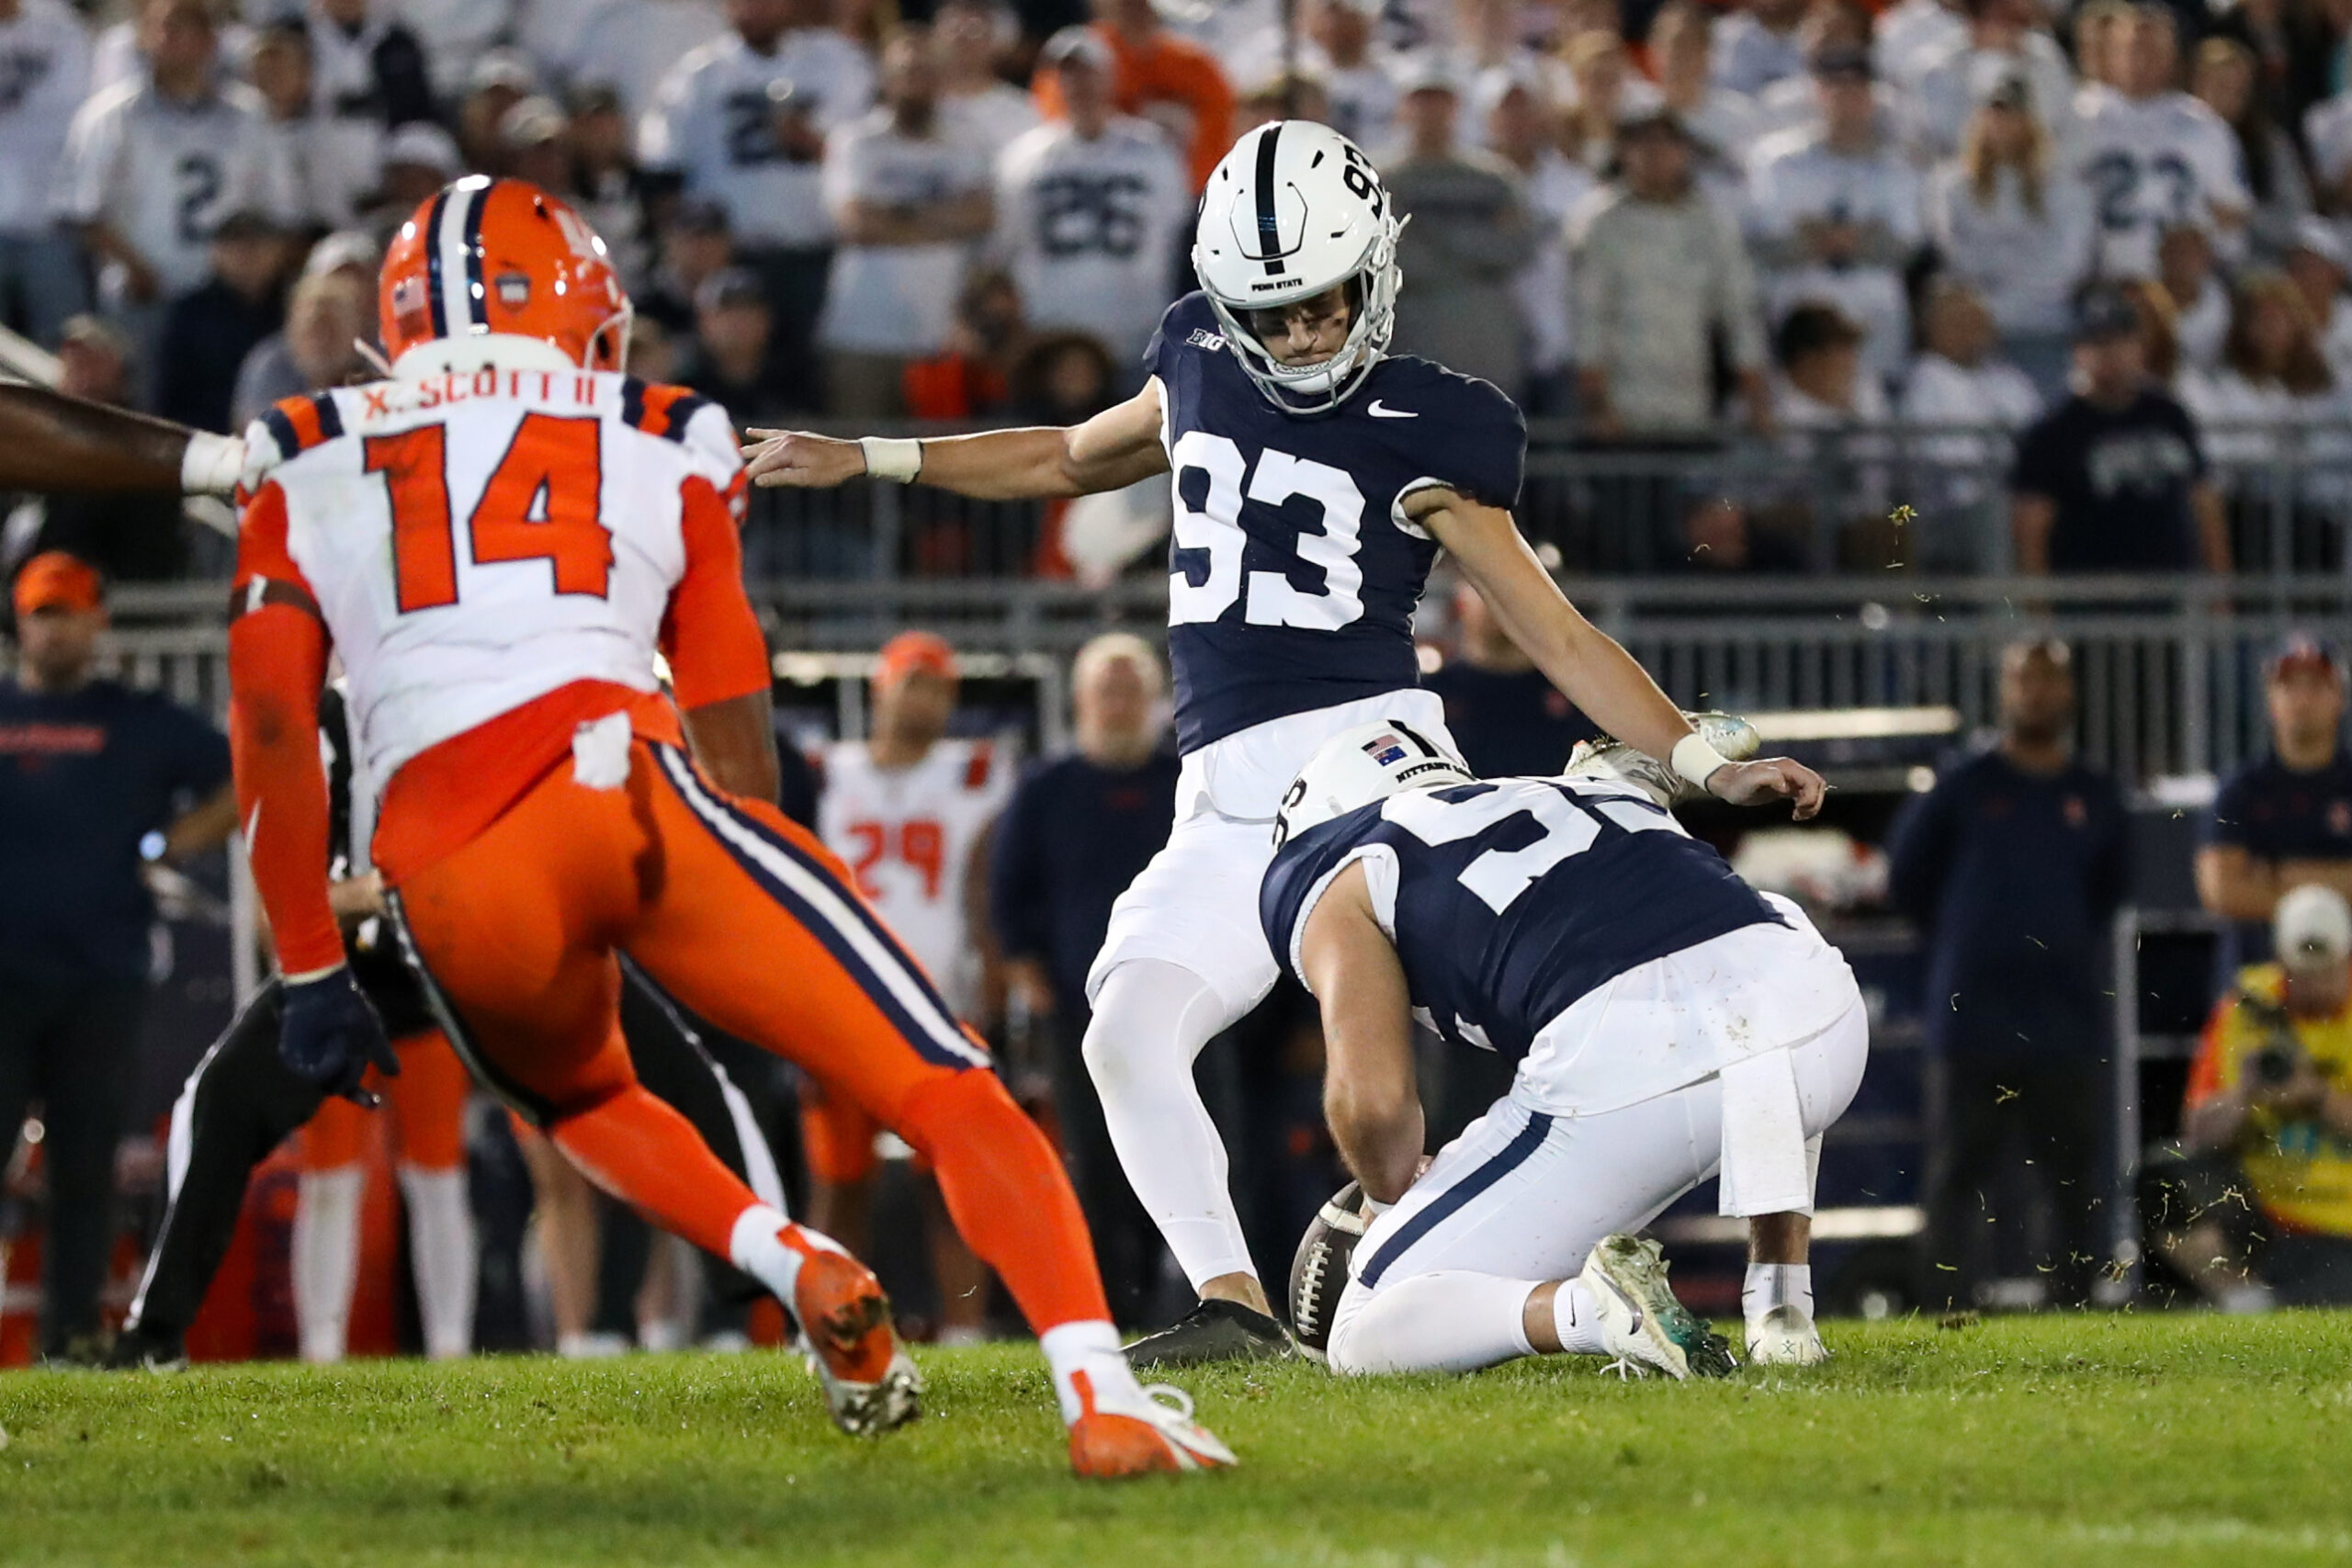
[745,118,1826,1366]
[808,630,1010,1343]
[224,175,1229,1476]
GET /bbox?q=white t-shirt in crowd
[385,0,514,101]
[1922,161,2095,338]
[0,0,87,236]
[2069,85,2247,278]
[639,27,876,249]
[1711,10,1807,97]
[1509,146,1594,378]
[817,110,993,356]
[55,78,301,300]
[942,81,1042,159]
[1746,127,1923,383]
[521,0,728,121]
[1905,34,2075,161]
[1874,0,1970,85]
[991,115,1192,367]
[2173,280,2229,374]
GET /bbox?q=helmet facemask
[1197,215,1403,417]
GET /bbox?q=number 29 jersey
[1147,293,1527,755]
[1260,775,1781,1064]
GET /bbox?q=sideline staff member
[0,551,234,1359]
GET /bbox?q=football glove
[278,966,399,1107]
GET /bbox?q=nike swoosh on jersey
[1366,400,1417,418]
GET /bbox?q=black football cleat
[102,1325,188,1373]
[1124,1297,1296,1371]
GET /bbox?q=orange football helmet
[379,175,632,372]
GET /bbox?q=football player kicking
[744,118,1826,1366]
[1264,724,1867,1377]
[226,175,1229,1476]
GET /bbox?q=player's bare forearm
[0,383,198,493]
[682,690,783,806]
[161,781,239,864]
[2195,845,2277,920]
[1302,866,1425,1206]
[742,380,1169,500]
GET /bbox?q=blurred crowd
[12,0,2352,578]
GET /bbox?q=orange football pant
[388,737,1108,1334]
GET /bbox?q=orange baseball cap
[874,630,959,689]
[13,551,104,615]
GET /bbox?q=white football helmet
[1272,720,1474,848]
[1193,119,1405,416]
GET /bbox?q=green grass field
[5,1314,2352,1567]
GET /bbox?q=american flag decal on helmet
[390,274,426,319]
[1363,734,1408,766]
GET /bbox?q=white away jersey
[242,368,744,803]
[55,79,300,299]
[2070,87,2247,278]
[992,117,1192,367]
[637,28,876,249]
[819,738,1012,1015]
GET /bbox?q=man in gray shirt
[1381,60,1536,400]
[1571,107,1770,436]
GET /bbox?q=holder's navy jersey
[1146,293,1526,753]
[1261,777,1784,1058]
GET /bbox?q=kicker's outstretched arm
[0,383,243,495]
[741,381,1170,502]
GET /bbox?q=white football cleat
[1745,1307,1829,1367]
[1566,712,1761,809]
[1576,1234,1738,1381]
[1068,1373,1238,1479]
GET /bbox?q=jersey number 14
[367,413,617,614]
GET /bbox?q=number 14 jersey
[1148,292,1527,754]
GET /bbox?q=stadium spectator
[0,0,91,346]
[567,84,655,288]
[2149,885,2352,1308]
[2191,36,2312,261]
[5,319,188,581]
[2008,286,2232,575]
[232,269,370,432]
[1712,0,1810,96]
[1890,638,2130,1311]
[1745,43,1923,389]
[526,0,729,126]
[1031,0,1236,193]
[638,0,876,398]
[246,21,332,233]
[1481,63,1588,414]
[1905,0,2074,162]
[2283,218,2352,388]
[501,96,577,199]
[1382,59,1535,400]
[1556,28,1652,172]
[993,28,1192,373]
[899,268,1024,422]
[153,211,288,436]
[1646,1,1761,203]
[2069,6,2247,280]
[934,0,1042,155]
[1299,0,1398,154]
[1767,301,1896,567]
[367,121,465,239]
[0,552,235,1361]
[2157,223,2230,376]
[1747,0,1885,142]
[1922,73,2095,400]
[297,0,435,232]
[1570,106,1770,435]
[2304,76,2352,220]
[989,633,1180,1327]
[1875,0,1971,84]
[2181,273,2345,522]
[1902,277,2041,562]
[2198,637,2352,976]
[1009,330,1116,423]
[816,28,996,418]
[453,49,538,179]
[635,194,734,336]
[55,0,299,360]
[1424,577,1601,789]
[1231,73,1329,139]
[678,265,803,416]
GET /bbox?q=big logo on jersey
[1168,432,1366,631]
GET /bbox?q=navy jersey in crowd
[1423,661,1601,778]
[2206,748,2352,969]
[2008,389,2206,572]
[1260,775,1781,1060]
[1147,293,1527,752]
[989,750,1182,1013]
[1886,750,2130,1055]
[0,678,229,986]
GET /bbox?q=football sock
[1083,959,1251,1289]
[293,1166,364,1364]
[1551,1280,1610,1356]
[398,1164,477,1360]
[1744,1263,1815,1337]
[1040,1319,1135,1425]
[1329,1271,1537,1374]
[725,1203,848,1304]
[897,1067,1113,1331]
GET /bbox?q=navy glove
[278,967,400,1107]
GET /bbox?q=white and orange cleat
[1067,1370,1238,1479]
[793,1249,922,1436]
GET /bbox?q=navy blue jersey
[1147,293,1526,752]
[2204,749,2352,970]
[1260,776,1782,1060]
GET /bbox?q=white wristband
[181,429,244,497]
[1671,731,1735,788]
[859,435,922,482]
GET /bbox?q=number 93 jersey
[1260,775,1783,1065]
[1147,293,1527,754]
